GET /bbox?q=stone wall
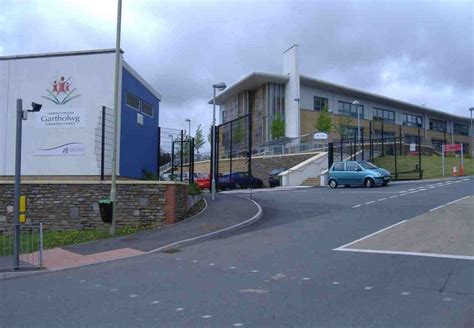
[0,181,188,231]
[193,152,319,187]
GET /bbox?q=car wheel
[329,179,338,189]
[364,178,374,188]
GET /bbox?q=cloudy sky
[1,0,473,139]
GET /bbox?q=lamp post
[352,100,361,155]
[185,118,191,137]
[211,82,226,201]
[470,107,474,137]
[13,99,42,270]
[109,0,122,236]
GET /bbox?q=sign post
[442,144,445,177]
[443,143,463,177]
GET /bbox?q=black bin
[99,198,113,223]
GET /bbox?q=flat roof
[0,48,162,101]
[0,48,120,61]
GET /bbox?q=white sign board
[35,142,86,156]
[314,132,328,140]
[410,143,416,151]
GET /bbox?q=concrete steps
[301,177,320,186]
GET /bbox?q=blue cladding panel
[120,67,160,179]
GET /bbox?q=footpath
[2,193,261,277]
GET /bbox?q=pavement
[2,193,261,273]
[0,177,473,327]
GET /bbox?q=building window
[429,119,447,132]
[338,101,364,119]
[141,101,153,117]
[404,134,419,144]
[403,113,423,127]
[374,130,395,139]
[126,92,140,110]
[373,107,395,124]
[453,123,469,136]
[340,125,364,138]
[221,111,226,123]
[314,96,328,111]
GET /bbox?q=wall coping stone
[193,151,320,165]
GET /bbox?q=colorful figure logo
[42,76,81,105]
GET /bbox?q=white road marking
[192,260,198,263]
[335,248,474,261]
[401,292,411,296]
[110,289,119,292]
[428,186,435,189]
[233,323,244,327]
[209,263,215,266]
[94,284,102,287]
[409,190,418,194]
[331,281,340,285]
[400,193,409,196]
[65,276,72,279]
[366,201,375,205]
[399,191,407,193]
[462,178,469,181]
[80,280,86,283]
[152,300,160,304]
[429,205,446,212]
[240,289,269,294]
[389,195,397,199]
[251,270,259,273]
[229,266,237,270]
[302,277,311,281]
[176,257,181,261]
[176,307,184,311]
[446,196,470,205]
[418,188,427,191]
[364,286,373,290]
[129,294,137,298]
[334,220,408,250]
[377,198,386,201]
[408,188,416,191]
[352,204,361,208]
[453,181,461,183]
[271,273,286,280]
[201,315,213,319]
[442,297,453,301]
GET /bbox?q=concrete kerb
[149,195,263,253]
[0,195,263,280]
[389,175,472,185]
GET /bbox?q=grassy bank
[0,226,147,255]
[374,155,473,179]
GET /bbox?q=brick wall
[0,181,188,231]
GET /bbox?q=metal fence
[0,223,43,272]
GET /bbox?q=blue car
[328,161,391,188]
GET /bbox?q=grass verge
[0,226,148,255]
[374,155,473,179]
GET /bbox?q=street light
[469,107,474,137]
[13,99,42,270]
[352,100,361,155]
[211,82,226,201]
[185,118,191,137]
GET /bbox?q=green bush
[189,182,203,195]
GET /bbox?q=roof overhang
[300,74,470,121]
[208,72,289,105]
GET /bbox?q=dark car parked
[218,172,263,190]
[268,168,287,188]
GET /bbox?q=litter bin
[98,198,113,223]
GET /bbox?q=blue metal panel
[120,67,160,179]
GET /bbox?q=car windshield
[358,161,378,170]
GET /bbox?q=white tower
[283,44,301,138]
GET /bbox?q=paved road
[1,178,473,327]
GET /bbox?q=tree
[314,105,332,133]
[334,114,353,138]
[270,113,285,140]
[193,124,205,154]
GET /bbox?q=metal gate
[212,114,252,190]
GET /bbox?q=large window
[126,92,154,117]
[126,93,140,110]
[338,101,364,118]
[429,119,447,132]
[373,107,395,124]
[314,96,328,111]
[403,113,423,127]
[453,123,469,136]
